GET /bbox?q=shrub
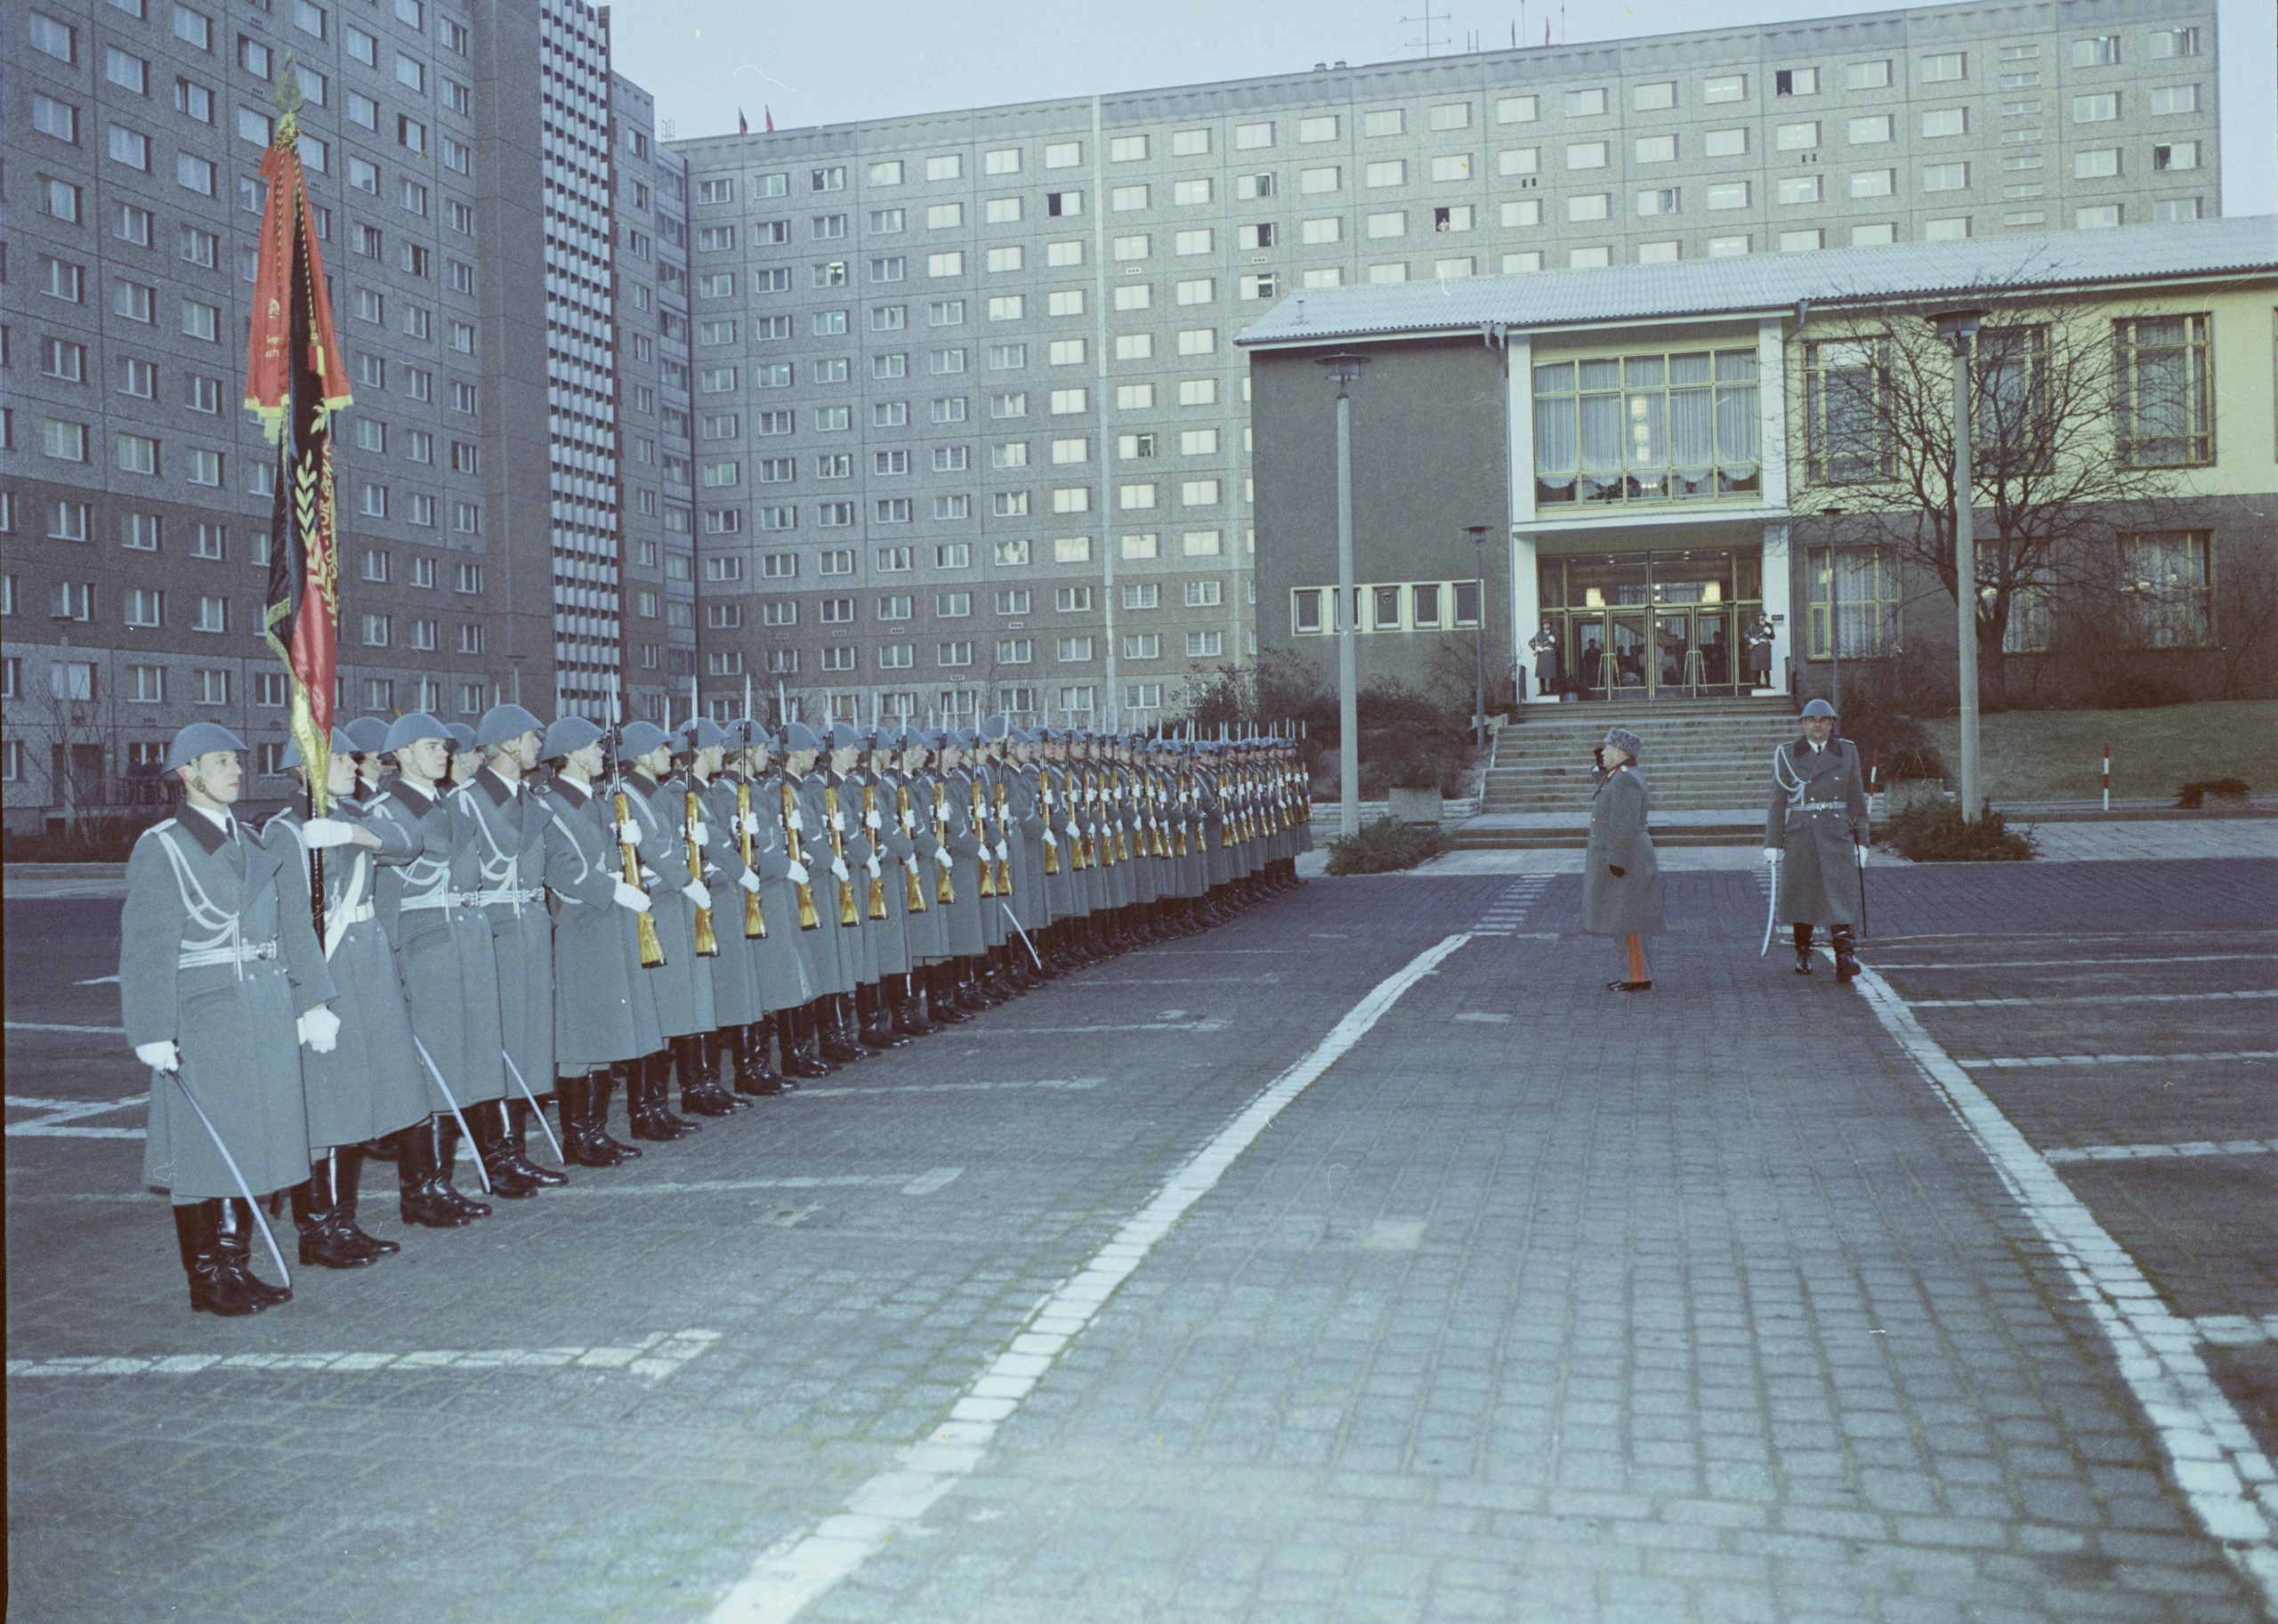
[1834,687,1944,784]
[2176,777,2251,808]
[1880,798,2036,862]
[1325,815,1449,875]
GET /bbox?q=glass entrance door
[1536,545,1761,699]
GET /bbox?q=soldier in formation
[121,715,1309,1313]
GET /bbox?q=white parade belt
[179,937,279,970]
[398,889,474,912]
[1790,800,1849,813]
[331,901,376,928]
[462,886,545,907]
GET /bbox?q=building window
[1805,546,1901,658]
[1534,350,1760,505]
[2113,315,2212,466]
[2119,531,2213,647]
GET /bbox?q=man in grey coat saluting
[1580,726,1664,992]
[1766,697,1870,982]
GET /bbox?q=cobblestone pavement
[6,856,2274,1623]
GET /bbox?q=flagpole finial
[272,53,304,136]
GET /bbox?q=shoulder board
[137,819,180,842]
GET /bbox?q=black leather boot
[398,1119,473,1225]
[676,1033,739,1116]
[327,1143,400,1258]
[820,996,866,1062]
[506,1098,570,1185]
[565,1072,636,1167]
[594,1068,642,1161]
[925,963,973,1022]
[1833,926,1862,982]
[859,983,909,1048]
[735,1022,788,1095]
[631,1051,701,1142]
[468,1101,544,1199]
[293,1149,390,1267]
[215,1198,292,1305]
[893,975,940,1036]
[174,1200,272,1316]
[1793,923,1815,975]
[780,1008,832,1077]
[434,1114,496,1218]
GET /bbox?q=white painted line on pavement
[704,930,1474,1624]
[73,974,121,986]
[1850,961,2278,1608]
[1910,990,2278,1009]
[9,1328,722,1382]
[2045,1138,2278,1165]
[971,1018,1228,1034]
[6,1094,147,1139]
[2195,1315,2278,1348]
[786,1078,1102,1098]
[1959,1051,2278,1070]
[4,1021,128,1035]
[1874,953,2273,972]
[545,1168,963,1198]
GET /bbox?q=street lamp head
[1929,306,1984,345]
[1463,524,1489,546]
[1314,351,1370,393]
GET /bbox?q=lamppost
[1317,351,1369,836]
[1465,525,1489,746]
[1819,506,1844,716]
[1930,307,1984,820]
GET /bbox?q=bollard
[2103,741,2111,812]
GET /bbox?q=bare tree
[1791,270,2202,709]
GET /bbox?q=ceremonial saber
[409,1034,493,1193]
[499,1048,566,1164]
[159,1066,291,1289]
[999,901,1045,970]
[1759,857,1780,957]
[1856,841,1870,942]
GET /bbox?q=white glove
[617,819,642,848]
[933,848,956,870]
[785,860,811,885]
[829,811,844,833]
[1113,820,1127,836]
[612,880,653,914]
[866,853,882,878]
[303,818,357,850]
[639,864,659,885]
[904,855,921,875]
[681,878,710,909]
[691,820,710,848]
[1066,820,1081,839]
[136,1039,182,1073]
[864,807,882,831]
[739,812,761,837]
[829,857,851,883]
[786,807,804,833]
[737,869,762,894]
[995,841,1010,863]
[1763,848,1783,863]
[1043,830,1058,849]
[297,1004,342,1053]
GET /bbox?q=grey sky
[610,0,2274,214]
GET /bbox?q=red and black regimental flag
[246,63,351,813]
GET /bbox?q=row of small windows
[685,26,2207,205]
[696,633,1224,676]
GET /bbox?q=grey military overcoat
[123,810,331,1200]
[1580,766,1667,935]
[458,765,555,1097]
[263,803,429,1148]
[540,778,665,1073]
[365,781,508,1109]
[1767,738,1869,925]
[621,771,717,1039]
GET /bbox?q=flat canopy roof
[1236,215,2278,349]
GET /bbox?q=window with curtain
[1804,338,1893,482]
[1533,348,1757,505]
[2112,315,2212,466]
[1805,545,1901,657]
[2120,530,2212,646]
